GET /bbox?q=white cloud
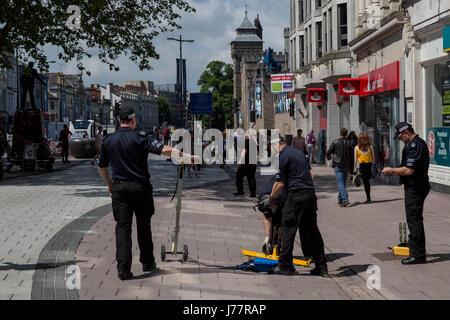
[46,0,289,91]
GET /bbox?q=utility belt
[288,188,315,194]
[113,178,150,185]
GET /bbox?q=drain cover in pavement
[371,252,405,261]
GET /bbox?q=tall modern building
[288,0,356,146]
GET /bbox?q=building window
[425,61,450,128]
[316,0,321,9]
[294,37,297,70]
[323,12,327,54]
[299,0,304,24]
[305,28,309,64]
[300,35,305,67]
[50,101,55,110]
[316,22,322,58]
[308,26,312,63]
[328,8,333,51]
[338,3,348,48]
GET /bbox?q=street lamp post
[167,35,194,127]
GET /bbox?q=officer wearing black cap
[382,122,430,265]
[266,136,328,276]
[98,106,194,280]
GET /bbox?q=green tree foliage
[158,96,172,124]
[196,61,233,131]
[0,0,195,74]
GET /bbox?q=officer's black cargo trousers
[404,185,430,258]
[112,180,155,273]
[279,189,327,270]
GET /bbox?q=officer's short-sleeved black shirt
[98,127,164,181]
[400,135,430,190]
[275,145,314,191]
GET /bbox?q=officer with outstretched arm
[98,107,195,280]
[381,122,430,265]
[265,136,328,276]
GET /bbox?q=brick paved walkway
[75,164,450,300]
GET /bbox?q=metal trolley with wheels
[161,163,189,262]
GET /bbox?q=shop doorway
[359,91,400,170]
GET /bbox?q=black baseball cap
[119,106,136,121]
[394,122,413,139]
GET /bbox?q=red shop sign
[338,78,360,95]
[307,88,326,103]
[359,61,400,96]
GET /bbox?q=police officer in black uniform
[98,107,194,280]
[382,122,430,265]
[266,136,328,276]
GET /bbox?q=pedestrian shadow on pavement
[0,260,87,271]
[333,264,372,277]
[427,253,450,264]
[325,252,353,262]
[346,198,403,207]
[292,252,353,262]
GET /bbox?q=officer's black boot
[310,264,329,277]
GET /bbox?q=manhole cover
[371,252,405,261]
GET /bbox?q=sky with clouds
[46,0,289,92]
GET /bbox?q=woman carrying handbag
[354,133,376,203]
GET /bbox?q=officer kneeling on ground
[98,107,195,280]
[382,122,430,265]
[265,136,328,276]
[258,175,313,260]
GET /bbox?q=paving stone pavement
[75,164,450,300]
[0,160,111,300]
[0,153,229,300]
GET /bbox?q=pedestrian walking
[187,131,199,177]
[317,129,327,164]
[354,133,375,203]
[97,107,195,280]
[91,126,103,166]
[292,129,307,155]
[266,136,328,276]
[326,128,353,207]
[59,124,72,163]
[382,122,430,265]
[348,131,358,170]
[0,131,4,180]
[234,135,257,198]
[306,129,316,164]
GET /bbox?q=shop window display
[359,91,400,170]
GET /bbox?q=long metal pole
[180,35,183,127]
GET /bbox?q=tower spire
[245,4,248,16]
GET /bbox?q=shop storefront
[420,25,450,188]
[423,56,450,186]
[358,61,401,170]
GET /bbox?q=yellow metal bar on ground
[241,248,312,267]
[393,246,410,256]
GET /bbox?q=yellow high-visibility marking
[241,248,312,266]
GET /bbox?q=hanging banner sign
[427,127,450,167]
[307,88,326,103]
[338,78,360,95]
[271,74,294,93]
[444,26,450,53]
[255,81,262,117]
[359,61,400,96]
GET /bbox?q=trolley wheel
[182,244,188,262]
[160,245,166,262]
